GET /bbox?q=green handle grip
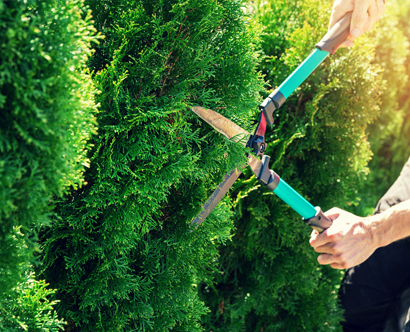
[315,12,352,54]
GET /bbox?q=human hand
[309,207,377,269]
[329,0,385,47]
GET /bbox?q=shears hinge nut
[258,155,280,191]
[246,134,265,156]
[259,89,286,126]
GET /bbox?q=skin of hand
[309,208,377,269]
[309,200,410,269]
[329,0,385,47]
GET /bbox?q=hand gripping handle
[303,207,333,233]
[315,12,352,55]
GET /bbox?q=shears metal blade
[191,106,264,177]
[190,106,331,233]
[190,106,263,226]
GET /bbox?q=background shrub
[0,0,97,329]
[0,267,65,332]
[352,0,410,216]
[0,0,97,297]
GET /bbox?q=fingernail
[351,28,361,37]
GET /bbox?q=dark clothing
[340,157,410,332]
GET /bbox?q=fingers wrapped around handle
[316,12,352,54]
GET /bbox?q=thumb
[350,0,372,39]
[328,0,354,30]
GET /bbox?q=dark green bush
[200,0,386,331]
[39,0,264,330]
[0,0,97,298]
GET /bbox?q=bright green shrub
[0,0,97,296]
[0,267,65,332]
[39,0,264,330]
[200,0,386,331]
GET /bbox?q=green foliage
[39,0,264,330]
[352,0,410,216]
[7,0,407,331]
[0,268,65,332]
[200,0,386,331]
[0,0,97,297]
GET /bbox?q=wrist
[363,214,385,249]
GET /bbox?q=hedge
[3,0,409,331]
[0,0,97,329]
[39,0,264,330]
[0,0,97,301]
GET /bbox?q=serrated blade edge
[190,169,242,227]
[191,106,250,145]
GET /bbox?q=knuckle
[340,261,349,269]
[336,253,349,268]
[353,221,370,238]
[328,232,342,242]
[330,243,341,255]
[352,10,368,23]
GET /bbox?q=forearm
[367,199,410,249]
[309,199,410,269]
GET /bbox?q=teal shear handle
[278,49,329,100]
[260,12,352,125]
[256,13,352,232]
[274,178,333,233]
[273,178,317,218]
[258,156,332,233]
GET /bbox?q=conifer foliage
[5,0,403,330]
[0,0,97,296]
[40,0,264,330]
[0,268,66,331]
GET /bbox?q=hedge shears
[190,13,354,232]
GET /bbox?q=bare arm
[330,0,385,47]
[309,199,410,269]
